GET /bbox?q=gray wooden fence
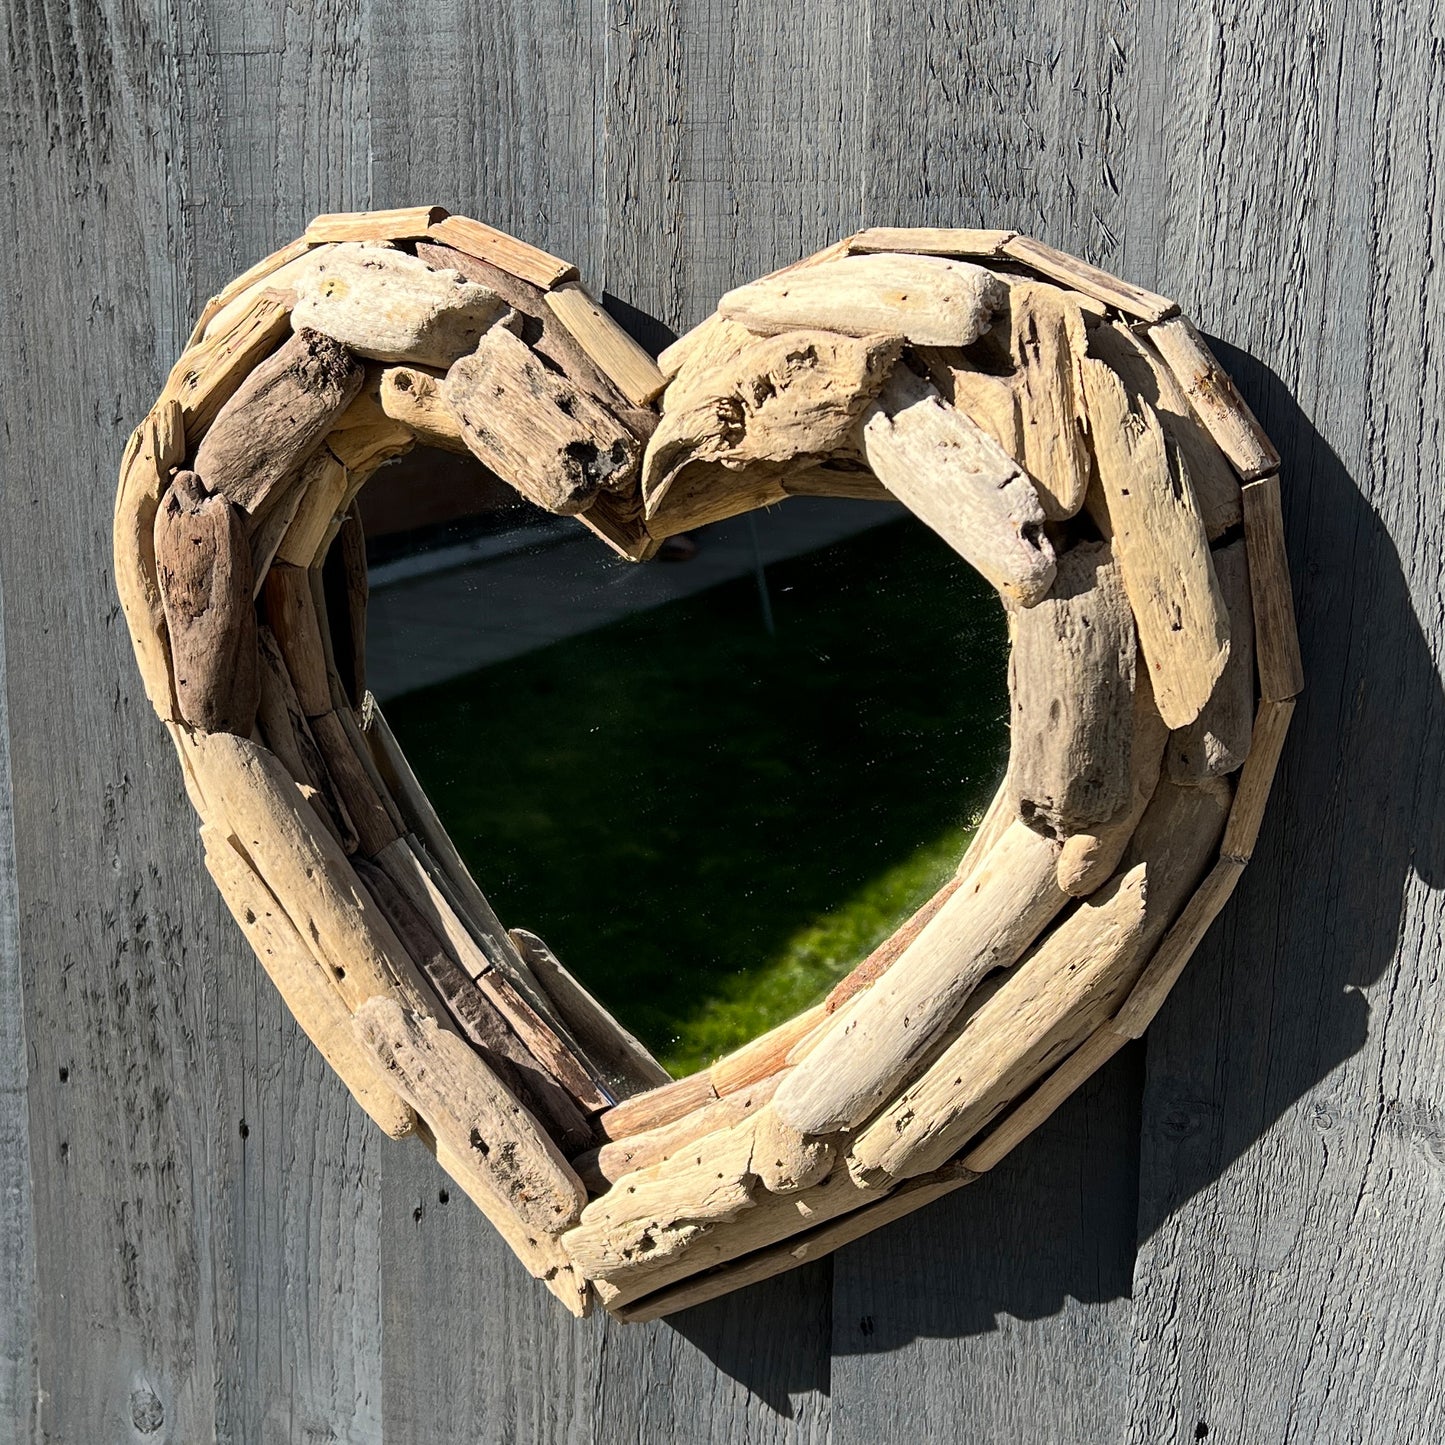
[3,1,1443,1441]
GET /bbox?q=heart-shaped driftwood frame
[115,208,1301,1322]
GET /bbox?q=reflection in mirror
[364,446,1009,1077]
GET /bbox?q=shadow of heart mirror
[116,209,1299,1324]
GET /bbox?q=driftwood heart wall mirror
[114,207,1301,1322]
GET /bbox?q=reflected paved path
[367,498,905,699]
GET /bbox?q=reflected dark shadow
[643,337,1445,1401]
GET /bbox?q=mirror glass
[364,446,1009,1077]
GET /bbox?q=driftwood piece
[353,997,588,1308]
[1147,315,1280,479]
[1008,283,1091,518]
[308,711,398,858]
[1082,355,1231,728]
[189,237,316,345]
[181,730,414,1014]
[304,205,448,243]
[290,243,507,368]
[372,838,610,1114]
[201,824,415,1138]
[323,374,416,472]
[509,929,671,1098]
[445,325,639,514]
[163,291,293,437]
[1220,698,1296,862]
[657,313,757,385]
[909,356,1024,457]
[544,281,668,405]
[771,820,1067,1136]
[261,561,332,717]
[153,472,259,735]
[322,501,368,707]
[847,227,1017,257]
[273,447,350,571]
[718,252,1007,347]
[1057,661,1169,896]
[1088,319,1243,540]
[115,401,185,720]
[1167,539,1256,780]
[750,1104,834,1194]
[357,863,593,1153]
[848,776,1230,1183]
[1001,235,1178,322]
[192,328,364,517]
[1009,540,1137,837]
[425,214,578,290]
[858,364,1056,605]
[597,1072,719,1142]
[611,1161,977,1323]
[643,330,903,515]
[709,1005,825,1095]
[1242,474,1304,700]
[376,365,467,452]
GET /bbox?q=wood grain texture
[4,0,1441,1440]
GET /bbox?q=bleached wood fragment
[847,227,1017,257]
[858,364,1056,605]
[772,820,1067,1136]
[425,214,579,290]
[751,1104,834,1194]
[190,237,316,344]
[658,313,758,384]
[445,326,639,515]
[1241,474,1304,700]
[1219,698,1296,862]
[709,1005,826,1095]
[1147,315,1280,479]
[290,243,507,368]
[377,365,467,452]
[597,1072,719,1142]
[304,205,448,243]
[1002,235,1178,322]
[162,291,293,436]
[1081,356,1230,728]
[544,281,667,405]
[719,252,1007,347]
[1167,539,1256,780]
[1009,541,1137,837]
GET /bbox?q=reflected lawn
[385,517,1009,1077]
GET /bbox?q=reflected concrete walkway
[367,498,905,700]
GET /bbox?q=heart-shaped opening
[362,460,1011,1077]
[116,210,1299,1323]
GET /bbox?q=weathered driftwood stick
[153,471,260,735]
[847,227,1017,258]
[751,1103,834,1194]
[290,243,507,368]
[307,711,399,857]
[376,365,467,452]
[544,282,668,406]
[581,1077,781,1189]
[709,1005,826,1095]
[783,463,894,503]
[357,862,594,1154]
[189,237,316,347]
[1008,540,1137,837]
[163,291,293,436]
[191,328,364,516]
[938,367,1024,457]
[859,364,1056,605]
[273,447,350,572]
[1109,856,1246,1039]
[643,330,902,518]
[304,205,448,244]
[772,820,1067,1136]
[719,252,1006,347]
[115,401,185,720]
[371,838,610,1114]
[353,997,589,1311]
[1219,698,1296,862]
[201,823,417,1138]
[445,326,640,515]
[848,776,1230,1183]
[657,313,757,385]
[1008,283,1091,518]
[322,501,368,707]
[324,692,409,839]
[1082,356,1231,728]
[1087,319,1242,541]
[508,929,672,1098]
[425,214,579,290]
[261,562,332,716]
[1147,315,1280,480]
[596,1072,719,1142]
[1001,236,1178,323]
[360,703,559,1016]
[1241,474,1304,701]
[323,372,417,473]
[253,627,357,852]
[181,730,415,1013]
[959,1024,1129,1173]
[1167,539,1256,781]
[1056,662,1169,897]
[610,1161,977,1323]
